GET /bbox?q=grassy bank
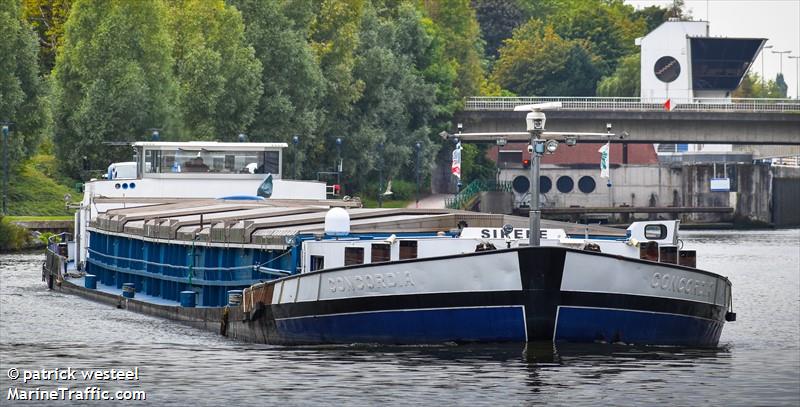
[7,154,81,216]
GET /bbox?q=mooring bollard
[122,283,135,299]
[84,274,97,289]
[180,291,196,308]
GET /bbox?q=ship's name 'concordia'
[329,271,415,293]
[650,272,715,299]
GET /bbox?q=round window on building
[578,176,596,193]
[540,176,552,193]
[654,56,681,83]
[556,176,574,193]
[512,176,530,193]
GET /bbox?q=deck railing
[464,97,800,113]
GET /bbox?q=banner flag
[451,142,462,179]
[598,142,610,178]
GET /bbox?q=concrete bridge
[453,97,800,145]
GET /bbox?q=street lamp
[788,56,800,99]
[772,50,792,75]
[415,141,421,209]
[292,136,299,179]
[761,45,773,92]
[377,142,384,208]
[2,124,8,215]
[335,137,342,187]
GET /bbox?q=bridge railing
[465,97,800,113]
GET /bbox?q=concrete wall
[478,191,514,214]
[500,165,682,214]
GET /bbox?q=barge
[45,200,735,347]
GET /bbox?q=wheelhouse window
[399,241,418,260]
[371,244,391,263]
[143,149,280,175]
[644,224,667,240]
[310,255,325,271]
[344,247,364,266]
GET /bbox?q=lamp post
[772,50,792,75]
[335,137,342,187]
[789,56,800,99]
[292,135,299,179]
[415,141,421,209]
[761,45,773,92]
[377,142,384,208]
[2,124,8,215]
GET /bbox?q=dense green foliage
[1,0,49,169]
[492,21,599,96]
[52,0,180,177]
[733,73,789,98]
[168,0,263,140]
[596,53,640,97]
[0,216,32,251]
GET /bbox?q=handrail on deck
[464,96,800,113]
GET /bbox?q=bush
[0,216,32,251]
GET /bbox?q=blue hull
[275,306,528,344]
[554,306,724,347]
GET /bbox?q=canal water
[1,230,798,406]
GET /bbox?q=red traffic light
[522,159,530,168]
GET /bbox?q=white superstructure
[72,141,327,267]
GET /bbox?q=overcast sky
[625,0,800,98]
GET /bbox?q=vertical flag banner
[451,142,462,179]
[598,142,610,178]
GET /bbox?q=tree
[21,0,72,73]
[596,53,640,97]
[492,21,600,96]
[472,0,525,60]
[335,3,441,191]
[775,73,789,98]
[420,0,486,98]
[0,0,49,167]
[230,0,324,177]
[732,72,787,98]
[632,5,668,33]
[546,0,646,78]
[52,0,179,178]
[167,0,263,140]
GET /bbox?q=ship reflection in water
[1,229,798,406]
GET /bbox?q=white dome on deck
[324,207,350,236]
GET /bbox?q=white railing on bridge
[465,97,800,113]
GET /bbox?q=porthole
[578,176,596,193]
[540,176,552,193]
[556,176,574,193]
[114,183,121,189]
[122,183,129,190]
[512,176,530,193]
